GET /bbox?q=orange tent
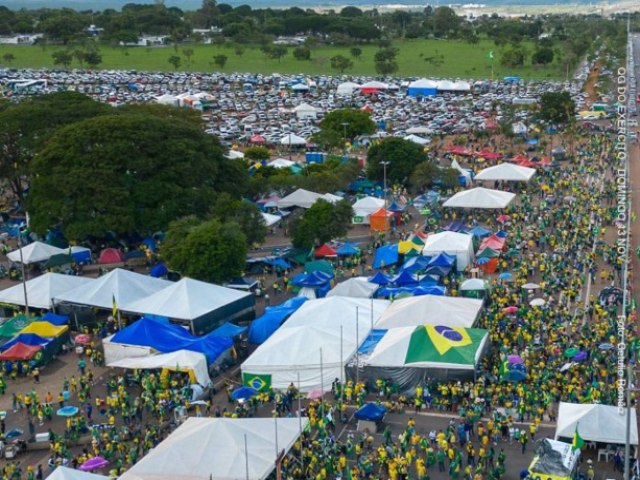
[369,208,393,232]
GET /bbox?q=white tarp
[352,196,385,224]
[361,81,388,90]
[46,466,108,480]
[443,187,516,209]
[277,188,323,209]
[423,231,475,271]
[0,272,94,309]
[102,335,152,365]
[261,212,282,227]
[530,439,580,479]
[336,82,360,95]
[376,295,483,329]
[451,159,472,182]
[108,350,211,387]
[326,277,379,298]
[267,158,296,169]
[406,126,432,135]
[280,133,307,146]
[475,163,536,182]
[54,268,171,310]
[404,134,430,145]
[122,278,251,321]
[7,241,66,265]
[241,297,388,391]
[364,326,488,370]
[555,402,638,445]
[119,417,307,480]
[225,150,245,160]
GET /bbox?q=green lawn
[0,39,565,79]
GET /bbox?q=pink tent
[98,248,124,264]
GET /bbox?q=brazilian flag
[404,325,487,366]
[242,372,272,392]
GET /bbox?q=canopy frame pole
[355,307,360,387]
[244,433,249,480]
[274,415,279,459]
[320,347,324,419]
[297,371,303,471]
[18,235,29,315]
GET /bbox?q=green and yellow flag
[486,51,494,60]
[404,325,487,366]
[572,424,584,451]
[112,295,118,318]
[242,372,272,392]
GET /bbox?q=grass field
[0,39,566,79]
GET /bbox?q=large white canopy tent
[108,350,211,387]
[7,241,67,265]
[119,417,308,480]
[277,188,339,209]
[555,402,638,445]
[293,102,318,119]
[267,158,296,169]
[0,272,94,309]
[404,134,430,145]
[46,467,108,480]
[54,268,171,310]
[279,133,307,146]
[443,187,516,209]
[241,297,388,391]
[352,196,385,224]
[474,163,536,182]
[376,295,483,329]
[422,231,475,271]
[336,81,360,96]
[261,212,282,227]
[326,277,379,298]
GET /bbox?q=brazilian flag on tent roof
[404,325,487,366]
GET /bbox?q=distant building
[273,36,306,46]
[86,24,104,37]
[0,34,43,45]
[120,35,169,47]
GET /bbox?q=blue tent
[373,244,399,269]
[387,201,405,213]
[142,237,157,252]
[210,322,247,339]
[1,333,52,351]
[400,255,431,273]
[291,271,333,288]
[248,297,307,344]
[504,76,521,82]
[377,285,445,298]
[445,221,467,233]
[358,329,387,354]
[354,403,387,422]
[391,270,418,286]
[41,312,69,326]
[124,250,146,261]
[336,243,360,256]
[71,250,91,264]
[466,226,492,238]
[264,257,291,270]
[424,265,452,277]
[368,271,392,285]
[149,264,168,278]
[496,230,508,238]
[428,252,456,268]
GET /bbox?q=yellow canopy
[398,241,421,255]
[20,321,69,338]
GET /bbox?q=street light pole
[18,233,29,315]
[381,161,390,208]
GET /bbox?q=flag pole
[274,415,279,459]
[244,433,250,480]
[355,307,360,387]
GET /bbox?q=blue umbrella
[476,257,490,265]
[599,343,614,350]
[5,428,23,439]
[231,386,257,401]
[57,406,79,417]
[499,272,513,280]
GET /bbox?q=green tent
[304,260,334,275]
[0,314,37,339]
[476,247,500,259]
[43,253,74,269]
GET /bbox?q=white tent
[406,126,432,135]
[280,133,307,146]
[119,417,307,480]
[326,277,379,298]
[452,81,472,92]
[423,231,475,270]
[352,196,385,224]
[46,467,108,480]
[7,241,66,265]
[443,187,516,209]
[403,134,430,145]
[336,82,360,96]
[376,295,483,329]
[54,268,171,310]
[0,273,94,309]
[267,158,296,169]
[451,159,472,184]
[108,350,211,387]
[475,163,536,182]
[225,150,245,160]
[460,278,489,291]
[555,402,638,445]
[277,188,323,209]
[321,193,342,204]
[363,326,488,370]
[121,278,251,321]
[361,80,388,90]
[261,212,282,227]
[241,297,388,391]
[155,94,179,106]
[293,102,318,119]
[436,80,456,91]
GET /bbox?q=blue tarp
[445,221,467,233]
[400,255,431,274]
[391,270,418,286]
[41,312,69,326]
[336,243,360,256]
[413,191,439,209]
[149,264,168,278]
[387,201,405,213]
[466,226,492,238]
[1,333,52,351]
[291,271,333,288]
[248,297,307,344]
[124,250,145,261]
[424,265,452,277]
[71,250,91,264]
[264,257,291,270]
[358,329,387,354]
[111,317,232,363]
[496,230,508,238]
[377,285,446,298]
[373,244,399,269]
[368,271,392,285]
[210,322,247,339]
[354,403,387,422]
[142,238,157,252]
[428,252,456,267]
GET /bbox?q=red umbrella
[496,214,510,223]
[503,306,518,314]
[250,134,266,144]
[75,334,91,346]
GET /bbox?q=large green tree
[291,199,353,249]
[367,137,428,184]
[162,217,247,283]
[0,92,111,208]
[210,193,267,246]
[538,91,576,125]
[315,108,377,149]
[28,113,245,240]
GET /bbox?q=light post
[18,230,28,315]
[380,161,390,208]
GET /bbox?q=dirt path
[583,60,602,104]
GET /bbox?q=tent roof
[46,467,108,480]
[20,321,68,338]
[55,268,171,310]
[293,102,318,112]
[361,81,388,89]
[474,163,536,182]
[555,402,638,445]
[280,133,306,146]
[376,295,483,329]
[267,158,296,169]
[119,417,307,480]
[0,342,42,361]
[277,188,322,209]
[0,273,94,309]
[326,277,379,298]
[404,134,430,145]
[409,78,437,88]
[261,212,281,227]
[108,350,211,387]
[122,278,251,321]
[443,187,516,209]
[352,196,385,216]
[423,231,473,253]
[7,241,67,265]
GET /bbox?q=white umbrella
[529,298,546,306]
[522,283,540,290]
